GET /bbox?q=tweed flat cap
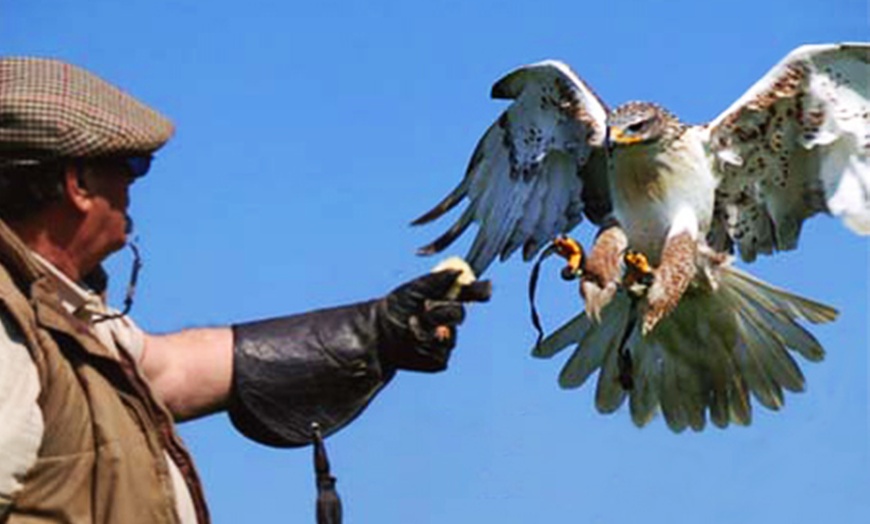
[0,57,174,163]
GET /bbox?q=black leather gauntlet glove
[228,269,491,447]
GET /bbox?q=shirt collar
[29,252,105,322]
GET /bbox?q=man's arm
[141,328,233,421]
[139,269,491,446]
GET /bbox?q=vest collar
[0,218,119,361]
[0,218,45,289]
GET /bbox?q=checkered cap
[0,57,174,163]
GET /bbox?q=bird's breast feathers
[610,127,717,258]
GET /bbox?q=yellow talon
[623,249,654,296]
[624,249,652,274]
[553,236,585,280]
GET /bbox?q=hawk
[413,43,870,432]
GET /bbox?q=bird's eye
[626,120,647,133]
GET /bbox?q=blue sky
[4,1,868,522]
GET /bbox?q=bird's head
[607,101,681,149]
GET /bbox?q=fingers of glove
[403,315,455,371]
[401,345,451,372]
[455,280,492,303]
[422,300,465,327]
[387,270,462,320]
[401,270,463,301]
[412,314,456,348]
[432,325,454,345]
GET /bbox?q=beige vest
[0,221,210,524]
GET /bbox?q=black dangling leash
[528,242,560,351]
[92,238,143,323]
[528,236,586,352]
[311,422,342,524]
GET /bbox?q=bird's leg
[581,225,628,323]
[643,231,698,335]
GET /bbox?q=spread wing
[705,42,870,262]
[412,60,612,275]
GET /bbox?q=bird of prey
[413,43,870,432]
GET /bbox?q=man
[0,57,488,523]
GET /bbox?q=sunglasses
[124,155,153,179]
[73,155,153,180]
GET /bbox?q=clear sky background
[3,1,868,523]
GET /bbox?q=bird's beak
[609,127,644,146]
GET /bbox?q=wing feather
[413,60,611,275]
[501,157,554,260]
[415,206,475,256]
[706,43,870,261]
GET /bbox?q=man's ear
[64,163,93,212]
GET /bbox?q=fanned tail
[534,265,837,432]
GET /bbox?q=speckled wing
[412,60,611,275]
[705,43,870,262]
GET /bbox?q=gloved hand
[228,267,491,447]
[376,269,491,373]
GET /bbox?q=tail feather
[532,312,592,358]
[770,314,826,362]
[706,365,731,429]
[738,303,806,393]
[733,314,787,410]
[725,284,806,393]
[723,270,831,361]
[558,295,631,389]
[628,337,662,427]
[534,264,837,432]
[728,374,753,427]
[679,358,708,432]
[725,269,838,323]
[594,340,628,414]
[659,356,691,432]
[702,317,748,428]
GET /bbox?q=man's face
[79,160,137,257]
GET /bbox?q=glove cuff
[228,301,395,447]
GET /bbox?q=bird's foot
[552,236,585,281]
[622,249,655,297]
